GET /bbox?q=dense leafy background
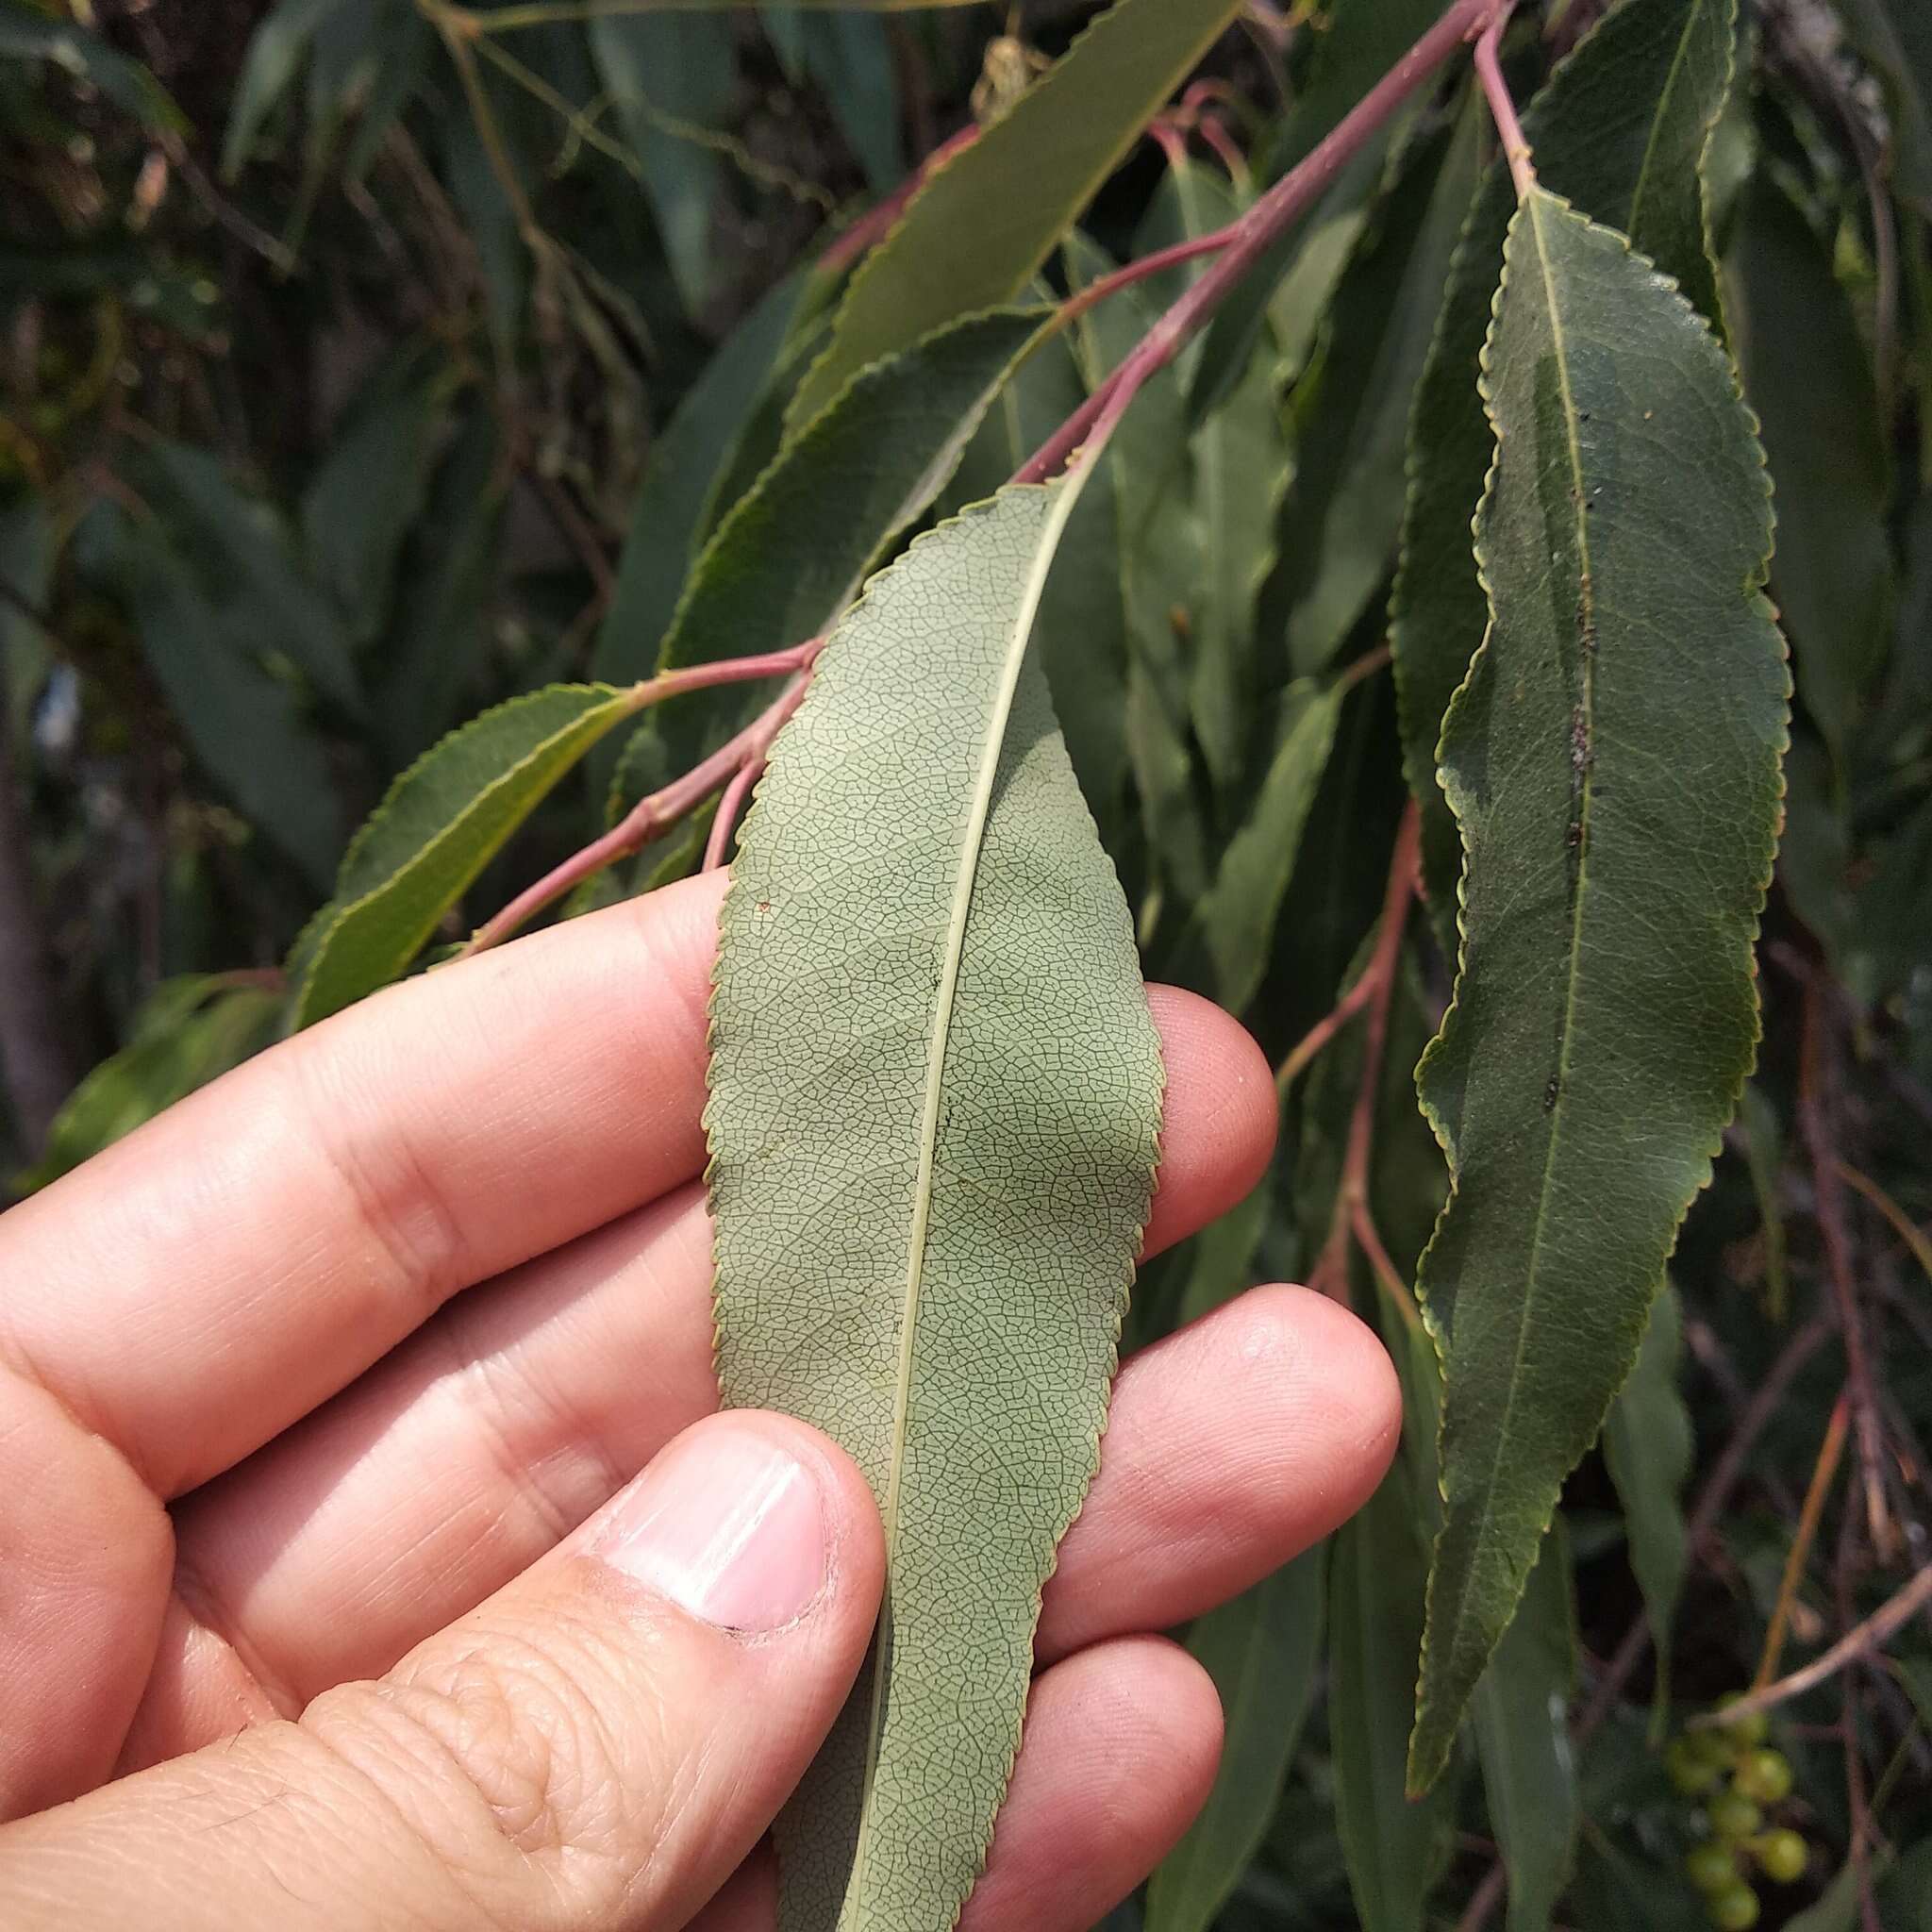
[3,1,1930,1927]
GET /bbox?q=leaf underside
[1406,189,1788,1790]
[706,483,1163,1932]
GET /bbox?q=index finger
[0,871,731,1497]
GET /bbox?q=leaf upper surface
[292,684,639,1028]
[786,0,1241,432]
[1407,188,1788,1790]
[707,482,1162,1931]
[1390,0,1737,947]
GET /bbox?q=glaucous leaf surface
[1145,1553,1324,1932]
[1407,189,1788,1790]
[707,482,1162,1931]
[1391,0,1736,947]
[1473,1524,1579,1932]
[786,0,1242,431]
[291,683,641,1027]
[1602,1281,1692,1719]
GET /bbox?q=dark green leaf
[590,13,735,315]
[1407,188,1788,1790]
[292,683,642,1028]
[787,0,1242,430]
[593,269,809,689]
[222,0,358,176]
[1333,1457,1455,1932]
[1145,1553,1324,1932]
[1727,170,1894,763]
[1473,1524,1579,1932]
[1261,101,1479,680]
[1602,1282,1693,1722]
[1391,0,1738,950]
[0,0,183,132]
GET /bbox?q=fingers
[0,870,730,1501]
[146,1273,1386,1771]
[961,1637,1223,1932]
[0,1415,884,1932]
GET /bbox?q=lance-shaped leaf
[1406,189,1788,1790]
[707,481,1162,1932]
[1334,1458,1455,1932]
[1391,0,1737,949]
[639,307,1051,792]
[1602,1281,1692,1723]
[1473,1524,1579,1932]
[291,684,642,1028]
[787,0,1241,431]
[1145,1553,1324,1932]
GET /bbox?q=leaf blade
[707,481,1162,1931]
[1406,188,1788,1790]
[786,0,1241,431]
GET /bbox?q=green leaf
[11,979,281,1195]
[804,12,901,193]
[291,684,641,1028]
[1391,0,1738,950]
[1473,1524,1579,1932]
[707,481,1161,1932]
[222,0,358,176]
[77,507,344,890]
[1187,0,1440,421]
[590,12,734,315]
[594,268,808,689]
[1180,678,1341,1013]
[1735,1086,1790,1320]
[1727,170,1894,763]
[786,0,1241,431]
[1144,1553,1324,1932]
[641,306,1052,784]
[302,343,453,648]
[1406,187,1788,1790]
[1602,1280,1692,1725]
[1261,102,1480,680]
[1333,1457,1455,1932]
[139,440,362,717]
[1786,1865,1865,1932]
[0,0,184,132]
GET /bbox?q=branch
[1689,1563,1932,1731]
[1015,0,1502,486]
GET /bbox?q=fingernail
[590,1423,827,1631]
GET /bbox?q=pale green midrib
[1441,191,1601,1689]
[1630,1,1707,253]
[843,473,1094,1917]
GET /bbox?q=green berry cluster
[1667,1702,1806,1928]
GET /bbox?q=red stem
[1057,225,1239,326]
[1473,3,1535,200]
[1015,0,1501,487]
[704,755,763,873]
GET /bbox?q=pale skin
[0,869,1400,1931]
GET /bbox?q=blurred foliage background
[2,1,1931,1928]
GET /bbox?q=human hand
[0,870,1399,1930]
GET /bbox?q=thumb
[0,1412,884,1932]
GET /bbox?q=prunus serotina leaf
[1406,190,1788,1790]
[706,480,1163,1932]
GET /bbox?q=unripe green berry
[1686,1841,1740,1894]
[1717,1696,1769,1748]
[1669,1738,1724,1795]
[1709,1793,1763,1840]
[1755,1828,1807,1884]
[1734,1748,1793,1805]
[1707,1884,1760,1929]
